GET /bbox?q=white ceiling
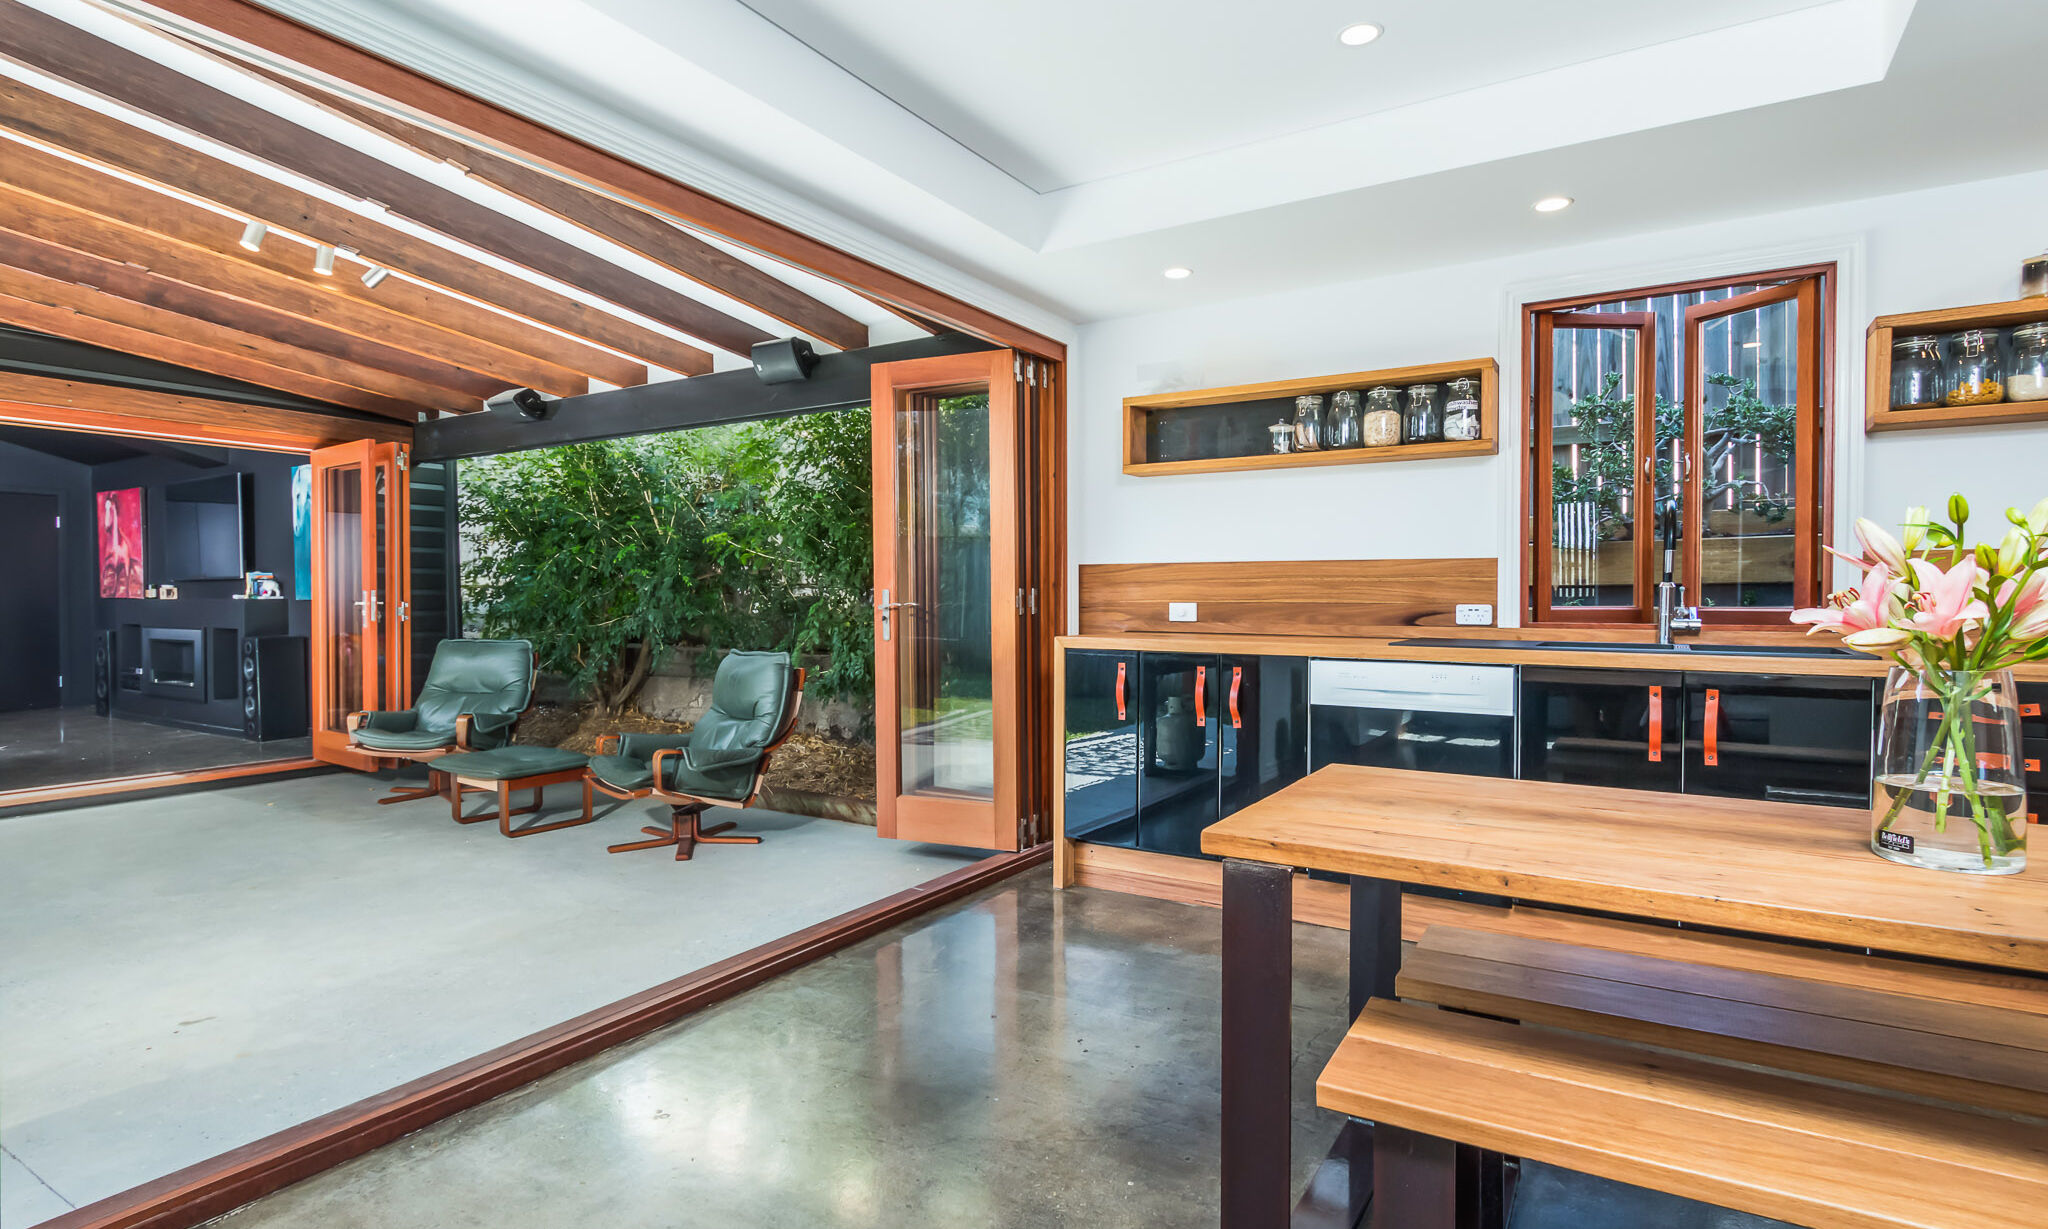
[96,0,2048,331]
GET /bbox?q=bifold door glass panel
[895,391,996,799]
[321,462,362,726]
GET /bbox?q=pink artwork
[97,487,144,598]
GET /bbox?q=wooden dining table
[1199,765,2048,1229]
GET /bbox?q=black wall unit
[1521,667,1685,794]
[102,596,288,734]
[0,489,62,712]
[1684,674,1878,809]
[242,635,310,741]
[1063,649,1138,848]
[407,459,459,701]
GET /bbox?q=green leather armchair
[348,638,537,762]
[588,650,804,861]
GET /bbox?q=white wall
[1069,168,2048,626]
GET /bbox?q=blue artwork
[291,463,313,598]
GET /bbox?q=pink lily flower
[1792,563,1901,636]
[1907,558,1990,639]
[1826,517,1909,572]
[2009,572,2048,639]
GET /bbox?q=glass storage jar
[1404,383,1443,442]
[1325,389,1364,448]
[1944,329,2005,405]
[1441,378,1481,441]
[1292,394,1325,451]
[1890,335,1945,409]
[1362,386,1403,447]
[2008,323,2048,402]
[1268,419,1294,454]
[2023,249,2048,299]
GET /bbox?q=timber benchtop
[1200,766,2048,974]
[1058,632,2048,682]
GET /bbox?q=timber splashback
[1076,558,1497,635]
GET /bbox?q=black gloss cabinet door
[1137,653,1221,858]
[1219,656,1309,820]
[1520,667,1684,793]
[1684,674,1876,808]
[1062,649,1138,848]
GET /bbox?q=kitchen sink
[1393,638,1872,659]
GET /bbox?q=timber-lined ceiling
[0,0,909,429]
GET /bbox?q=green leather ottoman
[437,747,594,838]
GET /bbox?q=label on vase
[1875,829,1914,854]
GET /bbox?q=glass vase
[1870,667,2028,875]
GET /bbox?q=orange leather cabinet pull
[1230,666,1244,729]
[2029,757,2042,774]
[1195,666,1207,725]
[2023,702,2042,718]
[1115,661,1127,721]
[1648,686,1663,763]
[1703,689,1720,767]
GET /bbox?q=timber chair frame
[345,644,540,805]
[593,666,806,862]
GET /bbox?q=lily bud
[1999,527,2030,575]
[1901,506,1929,554]
[1975,543,2000,574]
[1853,517,1908,572]
[2030,496,2048,535]
[1949,493,1970,527]
[1842,627,1912,653]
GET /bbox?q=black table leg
[1221,857,1293,1229]
[1376,1125,1459,1229]
[1348,876,1402,1019]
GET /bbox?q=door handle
[1229,666,1243,730]
[1648,685,1663,763]
[876,588,919,642]
[1115,661,1127,721]
[1195,666,1206,726]
[1703,689,1719,767]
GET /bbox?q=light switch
[1455,603,1494,626]
[1168,602,1198,623]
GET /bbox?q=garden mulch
[513,701,877,803]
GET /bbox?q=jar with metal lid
[1268,418,1295,453]
[1890,335,1945,410]
[2009,323,2048,402]
[1325,389,1364,448]
[1442,377,1481,442]
[1944,329,2005,406]
[1402,383,1442,442]
[1292,394,1325,450]
[1361,386,1403,447]
[2023,249,2048,299]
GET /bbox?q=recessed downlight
[1163,266,1192,280]
[1338,22,1383,46]
[1533,195,1575,213]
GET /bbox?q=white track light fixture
[238,220,266,252]
[361,266,389,289]
[313,244,337,276]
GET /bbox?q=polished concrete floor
[206,878,1791,1229]
[0,773,981,1227]
[0,706,310,794]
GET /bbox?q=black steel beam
[416,333,996,461]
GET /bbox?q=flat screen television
[163,473,252,581]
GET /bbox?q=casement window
[1524,266,1831,625]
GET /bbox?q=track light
[313,244,337,276]
[238,220,266,252]
[361,266,389,289]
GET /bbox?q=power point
[1455,603,1494,626]
[1168,602,1198,623]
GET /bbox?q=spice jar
[1442,378,1481,442]
[2009,323,2048,402]
[1292,394,1326,450]
[1889,335,1945,410]
[1325,390,1364,448]
[1268,419,1295,454]
[1944,329,2005,405]
[1361,386,1403,447]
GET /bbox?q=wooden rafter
[232,59,871,352]
[0,76,704,377]
[0,370,410,451]
[136,0,1068,361]
[0,1,737,365]
[0,226,496,412]
[0,180,590,399]
[2,133,645,389]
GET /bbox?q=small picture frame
[158,584,179,600]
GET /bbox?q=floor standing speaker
[94,629,115,716]
[241,635,309,741]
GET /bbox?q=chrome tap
[1656,581,1702,645]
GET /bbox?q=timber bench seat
[1318,998,2048,1229]
[1396,922,2048,1119]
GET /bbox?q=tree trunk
[607,639,656,713]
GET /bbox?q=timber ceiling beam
[0,226,492,413]
[0,135,643,389]
[0,180,589,400]
[138,0,1068,361]
[0,370,410,451]
[235,60,870,352]
[0,77,701,377]
[0,1,732,367]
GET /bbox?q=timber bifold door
[309,440,410,769]
[871,350,1042,851]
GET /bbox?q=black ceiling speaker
[751,337,819,384]
[483,387,559,420]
